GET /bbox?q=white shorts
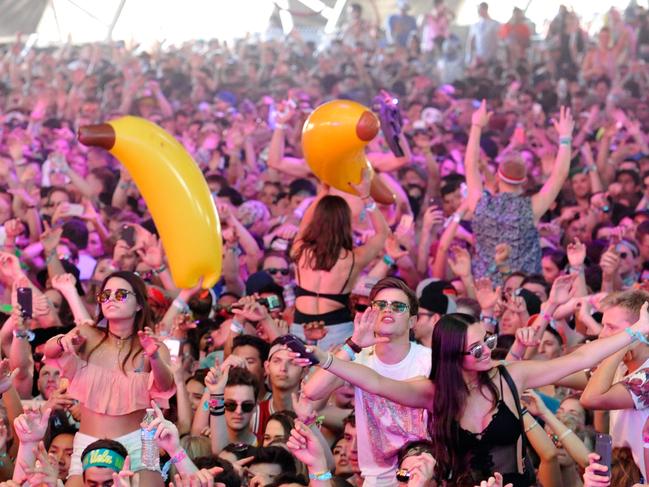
[68,429,157,476]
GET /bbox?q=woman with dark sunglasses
[290,170,389,350]
[302,301,649,486]
[43,270,174,487]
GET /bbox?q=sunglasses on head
[264,268,289,276]
[96,288,135,304]
[463,334,498,359]
[371,300,409,314]
[224,400,255,413]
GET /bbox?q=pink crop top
[47,354,175,416]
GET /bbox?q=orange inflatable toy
[302,100,395,204]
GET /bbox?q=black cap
[245,271,284,297]
[418,280,457,315]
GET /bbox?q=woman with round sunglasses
[301,301,649,486]
[43,270,175,487]
[290,170,389,350]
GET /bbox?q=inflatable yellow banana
[302,99,395,204]
[78,116,221,289]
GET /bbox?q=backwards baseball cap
[417,279,457,315]
[245,271,284,297]
[82,448,125,473]
[498,157,527,185]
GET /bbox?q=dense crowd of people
[3,0,649,486]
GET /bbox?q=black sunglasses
[224,400,255,413]
[264,268,289,276]
[463,334,498,359]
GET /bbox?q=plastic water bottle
[140,408,159,470]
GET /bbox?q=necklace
[108,330,134,350]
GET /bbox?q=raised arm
[509,302,649,391]
[531,107,574,221]
[580,348,634,410]
[311,348,434,410]
[465,100,490,212]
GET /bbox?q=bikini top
[294,252,355,307]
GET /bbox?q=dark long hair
[293,195,353,271]
[428,313,498,482]
[86,271,153,374]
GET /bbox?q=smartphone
[275,334,319,365]
[163,338,182,358]
[120,225,136,247]
[429,197,443,209]
[258,295,281,312]
[594,433,612,478]
[0,227,6,247]
[66,203,84,217]
[17,287,32,319]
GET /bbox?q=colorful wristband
[308,471,333,481]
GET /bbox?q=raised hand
[394,215,414,250]
[513,326,540,349]
[286,421,328,472]
[111,456,139,487]
[405,452,436,487]
[475,472,513,487]
[494,243,511,266]
[349,167,372,199]
[351,307,387,348]
[22,442,59,487]
[291,391,316,424]
[471,99,492,129]
[14,408,52,444]
[385,235,408,262]
[0,359,18,396]
[554,106,575,139]
[231,296,268,323]
[4,218,25,240]
[42,383,75,412]
[147,401,181,455]
[582,453,610,487]
[567,238,586,267]
[448,246,472,278]
[475,278,501,311]
[59,329,86,355]
[422,206,445,232]
[39,222,62,255]
[521,389,549,418]
[303,321,327,342]
[548,274,577,306]
[50,273,78,296]
[138,327,162,357]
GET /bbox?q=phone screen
[163,338,181,358]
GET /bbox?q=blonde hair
[600,290,649,321]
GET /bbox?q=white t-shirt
[468,18,500,63]
[353,342,432,487]
[610,357,649,475]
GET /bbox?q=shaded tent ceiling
[0,0,47,37]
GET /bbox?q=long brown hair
[293,195,353,271]
[86,271,153,373]
[428,313,498,482]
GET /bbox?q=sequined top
[472,192,541,284]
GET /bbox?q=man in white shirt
[466,2,500,66]
[303,277,431,487]
[580,290,649,477]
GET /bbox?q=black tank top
[455,370,530,487]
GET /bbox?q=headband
[497,166,527,185]
[82,448,125,472]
